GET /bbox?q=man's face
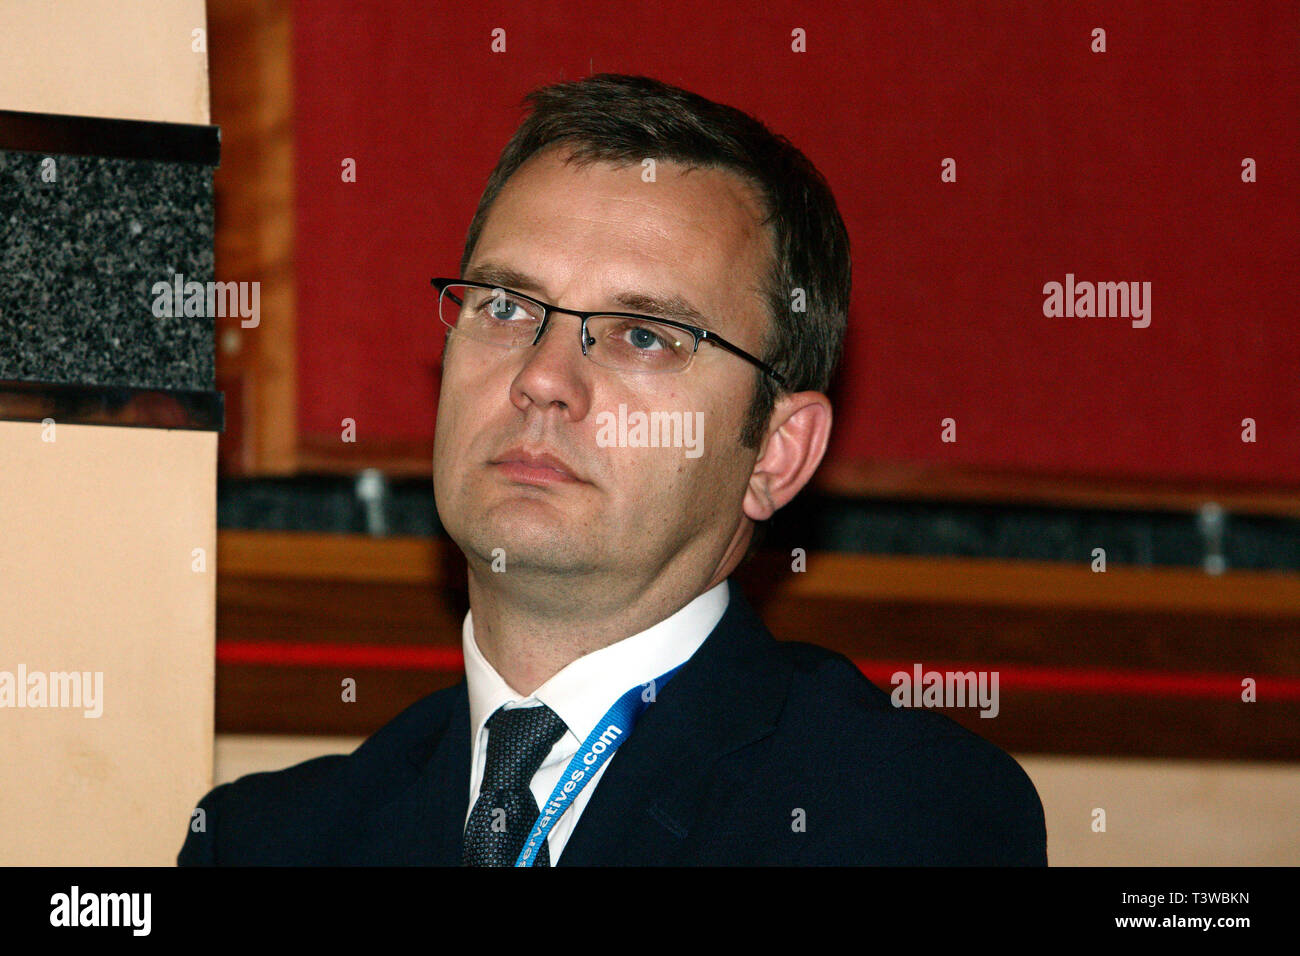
[433,146,774,590]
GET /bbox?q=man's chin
[450,510,596,572]
[471,543,597,580]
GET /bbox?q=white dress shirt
[462,580,729,864]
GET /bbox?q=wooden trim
[816,458,1300,517]
[0,108,219,164]
[217,530,1300,616]
[295,435,432,478]
[210,0,298,474]
[219,530,452,584]
[0,380,224,432]
[777,551,1300,618]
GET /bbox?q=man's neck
[466,570,711,695]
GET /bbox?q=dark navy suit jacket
[178,579,1048,865]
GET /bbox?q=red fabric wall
[291,0,1298,485]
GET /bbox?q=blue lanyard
[515,662,684,866]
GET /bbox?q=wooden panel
[217,665,460,736]
[219,530,460,585]
[295,435,434,478]
[214,531,1300,758]
[816,459,1300,518]
[209,0,298,473]
[760,550,1300,617]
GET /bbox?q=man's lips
[489,447,588,485]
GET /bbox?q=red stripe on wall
[855,660,1293,700]
[218,641,464,670]
[215,641,1300,700]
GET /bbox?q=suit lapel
[341,680,471,865]
[557,579,791,865]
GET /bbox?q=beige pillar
[0,0,214,865]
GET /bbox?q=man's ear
[743,392,833,521]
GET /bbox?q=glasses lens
[440,284,543,347]
[584,315,695,373]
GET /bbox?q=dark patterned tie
[462,703,569,867]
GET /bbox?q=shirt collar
[464,580,730,750]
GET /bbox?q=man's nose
[509,311,593,417]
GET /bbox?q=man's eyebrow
[609,290,708,327]
[463,263,543,294]
[464,262,711,327]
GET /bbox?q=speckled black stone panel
[0,149,214,390]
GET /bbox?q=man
[180,74,1047,866]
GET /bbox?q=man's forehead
[492,147,767,238]
[473,148,774,312]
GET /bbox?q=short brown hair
[460,73,851,449]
